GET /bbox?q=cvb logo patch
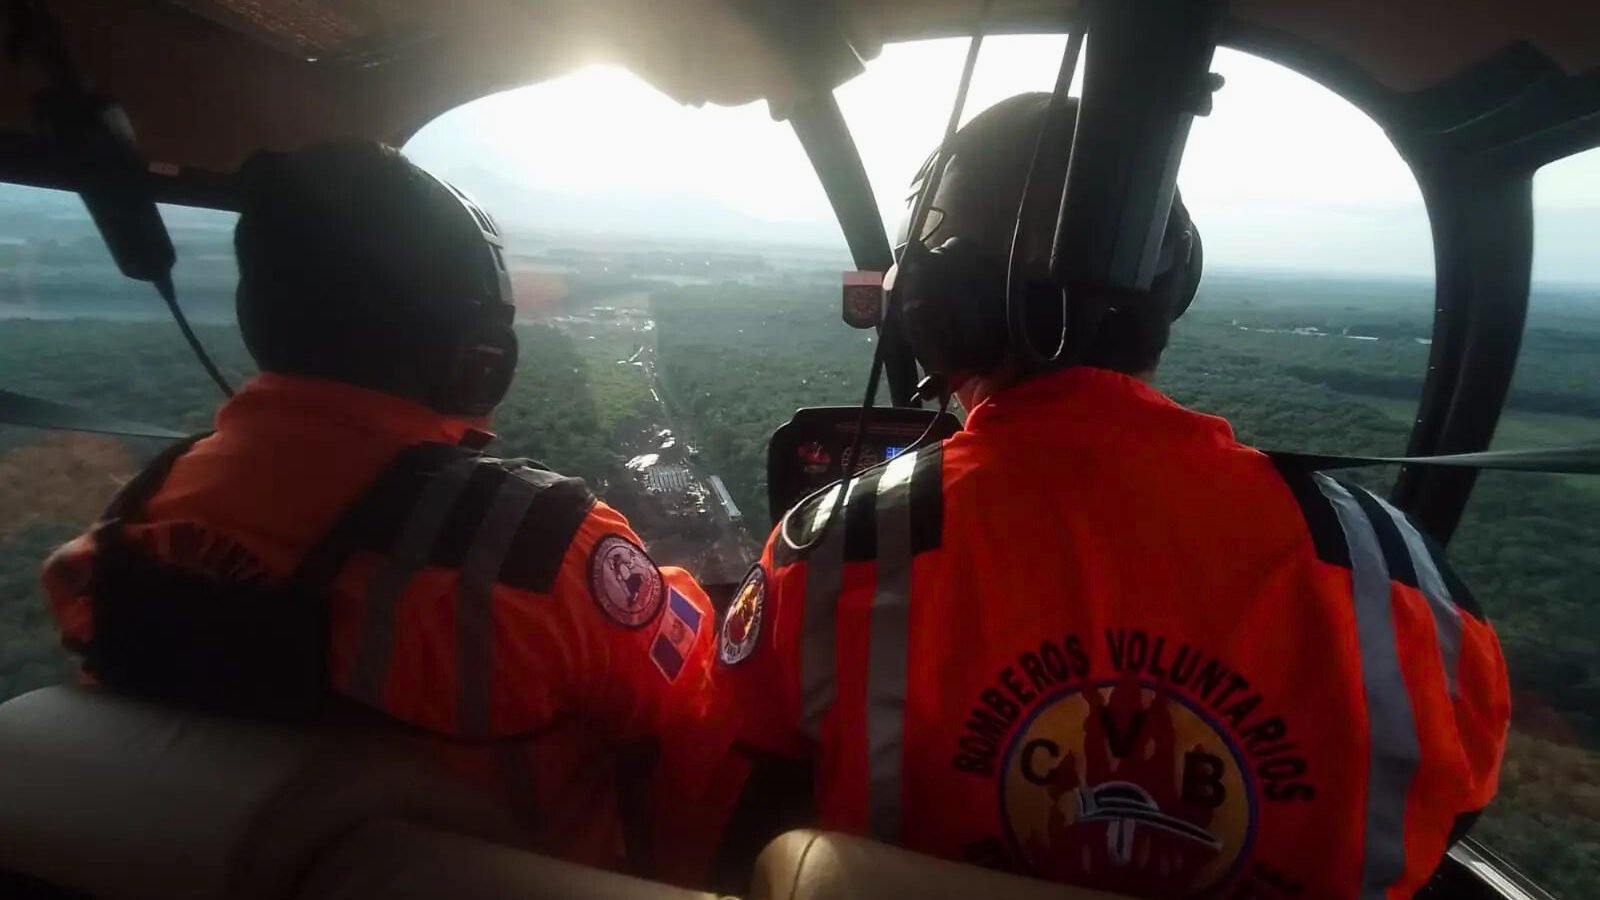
[650,589,704,682]
[954,629,1316,899]
[1001,676,1254,896]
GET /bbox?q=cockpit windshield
[0,34,1594,897]
[397,40,1443,566]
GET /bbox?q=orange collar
[963,366,1235,448]
[213,373,482,448]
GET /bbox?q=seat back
[0,686,519,900]
[298,818,725,900]
[751,830,1133,900]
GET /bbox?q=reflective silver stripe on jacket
[865,449,919,843]
[347,457,478,706]
[1370,493,1464,700]
[1315,474,1421,900]
[800,481,848,740]
[456,468,546,738]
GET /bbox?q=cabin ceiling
[0,0,1595,173]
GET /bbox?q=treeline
[1188,278,1600,420]
[653,280,867,518]
[1280,349,1600,418]
[496,323,639,487]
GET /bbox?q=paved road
[556,295,759,586]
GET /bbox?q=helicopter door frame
[0,132,237,210]
[1227,28,1600,541]
[0,4,1592,898]
[786,94,922,406]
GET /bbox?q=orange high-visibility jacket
[711,366,1510,899]
[42,374,721,874]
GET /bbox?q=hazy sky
[406,36,1600,282]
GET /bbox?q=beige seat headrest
[0,686,519,900]
[300,818,728,900]
[752,830,1135,900]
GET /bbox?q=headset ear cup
[453,321,518,417]
[943,240,1012,376]
[900,238,1012,378]
[1161,189,1202,322]
[962,260,1012,375]
[1170,224,1202,321]
[897,248,950,376]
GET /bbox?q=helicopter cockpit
[0,1,1597,898]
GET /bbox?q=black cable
[1006,29,1087,372]
[841,335,889,488]
[851,12,988,425]
[8,2,224,399]
[780,393,952,552]
[155,273,233,397]
[896,15,990,270]
[780,9,991,555]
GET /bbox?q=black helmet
[894,93,1203,377]
[234,139,517,416]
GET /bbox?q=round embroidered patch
[998,678,1258,892]
[588,535,664,628]
[719,564,766,665]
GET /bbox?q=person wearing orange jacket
[40,140,720,878]
[701,94,1511,898]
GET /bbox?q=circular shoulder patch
[719,564,766,666]
[588,535,664,628]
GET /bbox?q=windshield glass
[0,186,245,699]
[0,38,1588,896]
[1452,146,1600,899]
[0,38,1446,685]
[404,66,856,583]
[401,40,1436,568]
[403,43,1440,560]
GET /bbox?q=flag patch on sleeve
[650,588,704,682]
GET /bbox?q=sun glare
[406,37,1472,275]
[409,65,825,223]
